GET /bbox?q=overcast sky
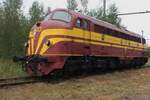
[4,0,150,44]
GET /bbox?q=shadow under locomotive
[40,60,149,84]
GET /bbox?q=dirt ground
[0,66,150,100]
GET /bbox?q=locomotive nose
[27,24,43,55]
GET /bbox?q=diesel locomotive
[14,9,148,76]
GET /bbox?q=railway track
[0,76,44,88]
[0,64,149,88]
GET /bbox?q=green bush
[0,58,26,78]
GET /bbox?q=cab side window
[82,20,88,30]
[75,18,89,31]
[76,19,82,28]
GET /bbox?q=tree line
[0,0,122,58]
[0,0,44,58]
[67,0,122,26]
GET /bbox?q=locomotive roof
[54,9,142,38]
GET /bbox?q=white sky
[2,0,150,44]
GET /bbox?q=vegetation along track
[0,63,149,88]
[0,76,44,88]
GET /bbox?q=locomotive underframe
[13,54,148,76]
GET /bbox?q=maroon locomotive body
[14,9,148,75]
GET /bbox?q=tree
[0,3,4,35]
[0,0,47,58]
[29,1,44,28]
[88,8,104,20]
[88,4,122,27]
[80,0,88,14]
[1,0,25,57]
[67,0,78,11]
[105,4,121,26]
[0,3,4,56]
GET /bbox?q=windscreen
[44,11,72,23]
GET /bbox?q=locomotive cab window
[53,11,71,22]
[76,19,82,28]
[82,20,89,30]
[75,18,89,30]
[44,11,72,23]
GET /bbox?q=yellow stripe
[31,28,146,54]
[31,38,34,54]
[40,37,145,54]
[27,41,30,55]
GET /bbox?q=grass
[0,67,150,100]
[0,58,26,78]
[0,58,149,99]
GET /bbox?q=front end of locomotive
[14,9,73,75]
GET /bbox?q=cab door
[73,18,91,56]
[82,19,91,56]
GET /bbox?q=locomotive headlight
[45,40,51,47]
[24,42,29,48]
[33,31,38,36]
